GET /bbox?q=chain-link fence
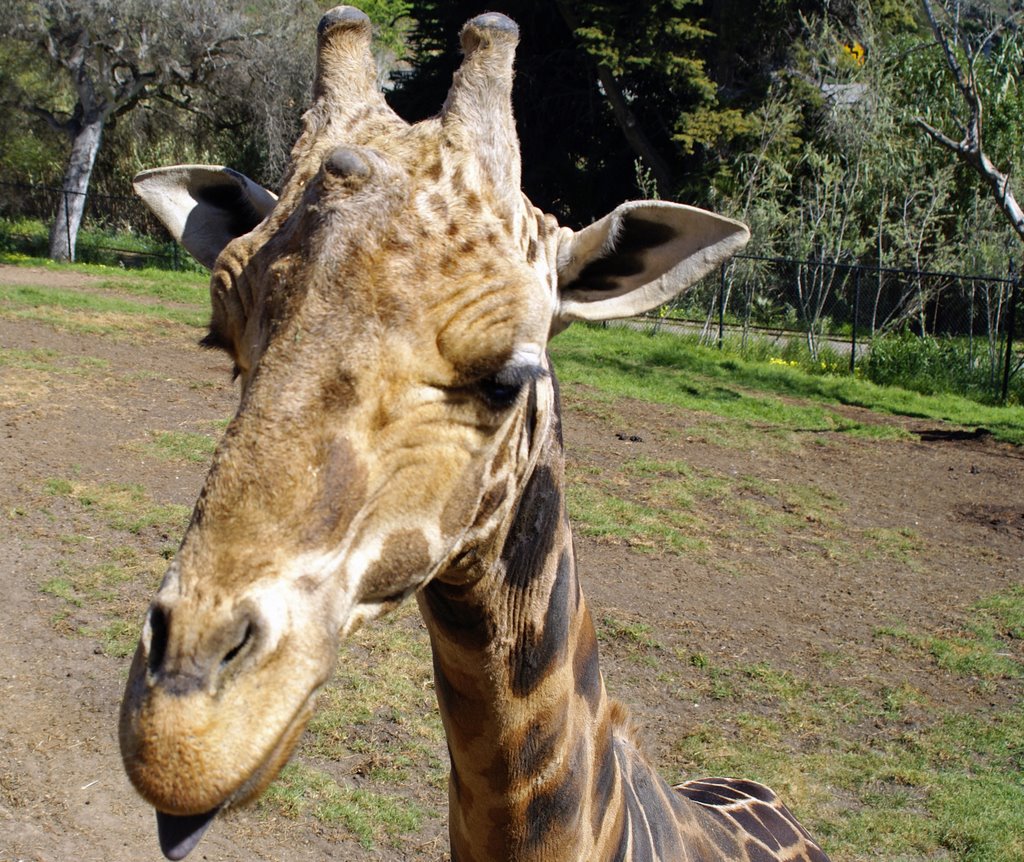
[0,180,188,269]
[644,255,1021,402]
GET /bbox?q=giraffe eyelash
[476,363,548,411]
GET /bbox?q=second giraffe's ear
[133,166,278,269]
[552,201,749,333]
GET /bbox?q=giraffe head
[120,7,747,858]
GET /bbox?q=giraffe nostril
[221,621,255,669]
[147,605,170,674]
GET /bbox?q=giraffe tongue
[155,807,219,860]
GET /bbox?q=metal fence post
[1002,262,1018,403]
[718,262,725,350]
[968,282,975,367]
[850,266,861,374]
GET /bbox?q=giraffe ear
[133,166,278,269]
[553,201,749,333]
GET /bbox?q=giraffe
[120,8,832,862]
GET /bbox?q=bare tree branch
[915,116,964,153]
[915,0,1024,242]
[26,104,72,135]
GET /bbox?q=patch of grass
[88,618,141,658]
[44,477,74,496]
[671,588,1024,860]
[550,324,1024,445]
[43,547,162,607]
[879,683,926,718]
[0,346,61,371]
[0,346,112,380]
[261,762,427,848]
[39,540,163,657]
[305,605,444,786]
[146,430,217,463]
[41,577,82,607]
[862,527,923,564]
[975,585,1024,639]
[624,456,729,509]
[677,672,1024,860]
[624,456,697,479]
[600,615,660,650]
[97,272,209,305]
[565,480,705,554]
[687,658,817,710]
[44,477,190,535]
[38,478,183,656]
[569,454,849,557]
[0,252,207,293]
[0,283,207,333]
[876,621,1023,683]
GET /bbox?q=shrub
[0,216,197,271]
[863,331,1018,403]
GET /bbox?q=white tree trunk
[49,118,105,262]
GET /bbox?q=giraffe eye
[476,364,547,411]
[478,377,521,410]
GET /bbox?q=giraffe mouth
[144,690,319,860]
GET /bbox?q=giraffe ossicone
[120,6,831,861]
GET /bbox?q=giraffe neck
[416,380,695,862]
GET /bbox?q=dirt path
[1,266,1022,862]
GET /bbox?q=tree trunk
[49,117,105,262]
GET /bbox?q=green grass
[550,324,1024,445]
[45,479,191,535]
[40,543,160,657]
[565,479,705,554]
[0,346,61,371]
[0,283,207,331]
[0,254,209,337]
[0,250,206,287]
[90,618,143,658]
[976,585,1024,639]
[261,605,442,847]
[900,587,1024,684]
[862,526,923,563]
[41,576,82,607]
[600,615,660,650]
[38,478,187,657]
[146,430,218,463]
[0,219,200,271]
[260,762,428,848]
[877,622,1023,685]
[566,452,856,562]
[304,605,445,784]
[95,272,209,304]
[0,346,112,382]
[673,586,1024,860]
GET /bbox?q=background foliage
[0,0,1021,269]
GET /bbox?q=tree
[1,0,261,261]
[915,0,1024,242]
[390,0,754,225]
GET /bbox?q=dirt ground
[1,266,1022,862]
